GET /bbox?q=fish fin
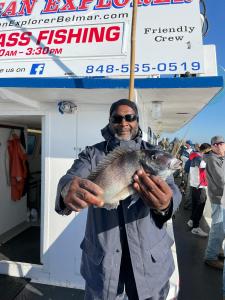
[88,147,134,181]
[131,192,140,203]
[102,185,134,210]
[128,192,140,208]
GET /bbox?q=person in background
[187,143,211,237]
[180,140,193,163]
[180,140,194,210]
[194,143,200,152]
[170,137,180,156]
[158,137,170,151]
[204,136,225,270]
[55,99,182,300]
[165,138,170,151]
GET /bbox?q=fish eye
[151,154,157,160]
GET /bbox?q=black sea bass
[88,148,181,209]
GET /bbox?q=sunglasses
[213,142,224,146]
[110,114,138,124]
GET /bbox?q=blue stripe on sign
[0,76,223,89]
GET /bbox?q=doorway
[0,116,42,265]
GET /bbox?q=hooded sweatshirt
[204,152,225,204]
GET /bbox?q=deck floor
[0,226,40,264]
[174,202,222,300]
[0,202,223,300]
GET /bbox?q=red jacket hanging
[7,133,28,201]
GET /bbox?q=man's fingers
[133,182,159,208]
[133,170,172,210]
[133,182,141,193]
[65,190,104,211]
[66,202,81,212]
[150,175,172,193]
[79,179,104,197]
[76,188,104,206]
[135,170,171,194]
[71,194,89,209]
[135,178,162,202]
[66,177,104,209]
[133,172,164,197]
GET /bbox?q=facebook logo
[30,64,45,75]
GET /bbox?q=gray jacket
[55,127,181,300]
[204,152,225,204]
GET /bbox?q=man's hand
[133,169,172,210]
[64,176,104,212]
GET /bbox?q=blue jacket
[55,126,181,300]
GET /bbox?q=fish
[88,148,181,210]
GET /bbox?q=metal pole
[128,0,138,101]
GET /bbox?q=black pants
[190,187,207,228]
[117,224,139,299]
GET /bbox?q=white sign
[0,0,204,78]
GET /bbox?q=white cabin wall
[76,104,109,151]
[0,128,27,236]
[44,105,109,287]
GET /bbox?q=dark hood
[101,124,143,153]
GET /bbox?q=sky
[162,0,225,145]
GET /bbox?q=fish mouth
[169,158,182,170]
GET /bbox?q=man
[55,99,181,300]
[187,143,211,237]
[180,140,193,210]
[204,136,225,269]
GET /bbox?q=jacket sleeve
[206,156,225,194]
[55,146,93,215]
[151,174,182,228]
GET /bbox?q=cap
[211,136,225,145]
[186,140,193,146]
[109,99,139,118]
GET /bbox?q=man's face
[211,142,225,156]
[109,105,139,141]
